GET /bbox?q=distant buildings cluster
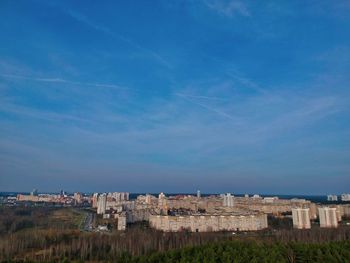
[16,189,88,205]
[11,189,350,233]
[90,190,350,233]
[327,194,350,202]
[93,192,130,215]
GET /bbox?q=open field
[0,206,86,234]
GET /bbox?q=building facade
[327,195,338,201]
[149,213,268,232]
[97,194,107,215]
[292,208,311,229]
[223,193,234,207]
[318,207,338,228]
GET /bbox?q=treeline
[126,240,350,263]
[1,225,350,262]
[1,207,350,262]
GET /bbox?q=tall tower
[158,192,166,214]
[92,193,99,208]
[318,207,338,228]
[292,208,311,229]
[97,193,107,215]
[197,190,201,198]
[223,193,234,207]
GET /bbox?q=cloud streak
[0,73,129,90]
[175,93,229,101]
[66,10,172,68]
[205,0,251,17]
[176,93,239,122]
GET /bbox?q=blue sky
[0,0,349,194]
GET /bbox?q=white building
[97,194,107,215]
[263,197,279,203]
[318,207,338,228]
[292,208,311,229]
[327,195,338,201]
[197,190,201,198]
[223,193,234,207]
[108,192,129,202]
[341,193,350,202]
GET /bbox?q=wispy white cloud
[0,101,94,124]
[205,0,251,17]
[175,93,239,122]
[66,10,172,68]
[0,73,129,90]
[175,93,229,101]
[226,72,268,94]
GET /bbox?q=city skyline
[1,1,350,194]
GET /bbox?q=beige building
[17,194,39,202]
[318,207,338,228]
[92,193,99,208]
[222,193,234,207]
[149,212,268,232]
[97,194,107,215]
[292,208,311,229]
[343,205,350,217]
[73,192,83,204]
[114,212,127,230]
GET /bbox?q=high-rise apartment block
[107,192,129,201]
[145,194,152,204]
[223,193,234,207]
[327,195,338,201]
[318,207,338,228]
[292,208,311,229]
[341,193,350,202]
[73,192,82,204]
[97,194,107,215]
[92,193,99,208]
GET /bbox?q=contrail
[0,73,129,90]
[175,93,229,101]
[67,10,172,69]
[176,93,238,121]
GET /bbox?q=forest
[1,207,350,262]
[125,240,350,263]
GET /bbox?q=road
[81,211,94,231]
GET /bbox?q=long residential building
[149,212,268,232]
